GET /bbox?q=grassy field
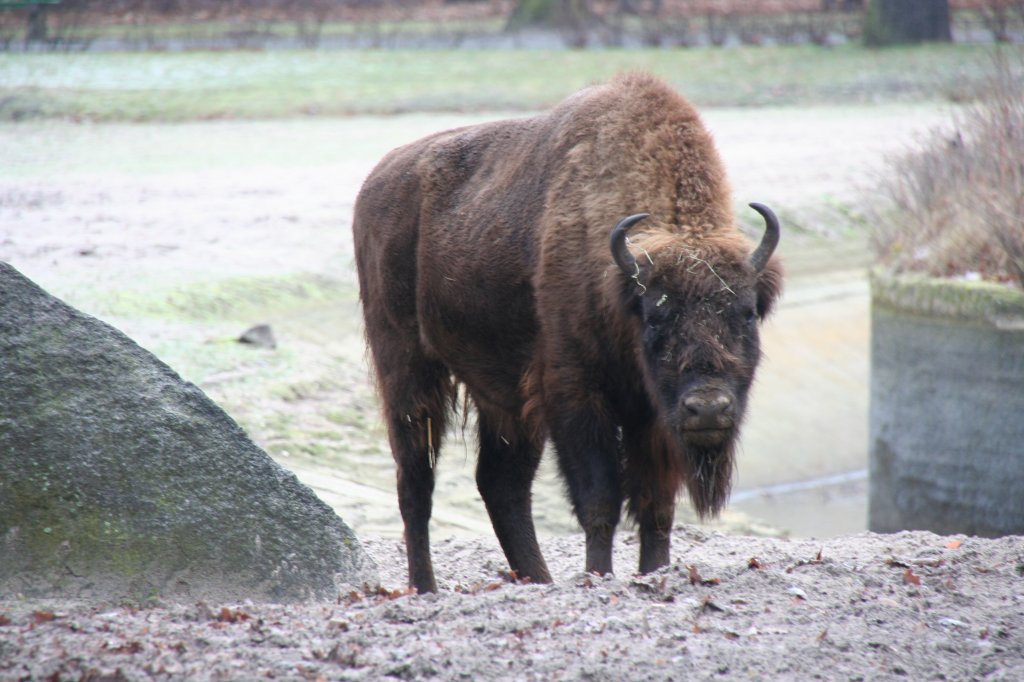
[1,42,970,539]
[0,43,997,122]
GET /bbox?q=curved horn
[748,203,780,273]
[610,213,650,277]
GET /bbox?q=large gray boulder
[0,262,378,603]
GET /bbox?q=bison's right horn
[748,203,780,273]
[610,213,650,278]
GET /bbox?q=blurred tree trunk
[26,6,50,44]
[864,0,951,45]
[508,0,598,47]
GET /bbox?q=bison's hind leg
[474,406,552,585]
[370,328,456,594]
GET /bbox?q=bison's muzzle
[665,384,739,449]
[681,390,735,430]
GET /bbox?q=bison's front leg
[624,429,676,575]
[637,501,674,574]
[548,398,623,575]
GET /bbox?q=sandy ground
[7,104,1022,679]
[2,529,1023,680]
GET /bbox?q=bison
[353,72,783,593]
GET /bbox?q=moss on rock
[870,269,1024,329]
[0,262,378,603]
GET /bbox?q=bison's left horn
[610,213,650,278]
[748,203,780,273]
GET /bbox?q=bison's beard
[684,439,735,518]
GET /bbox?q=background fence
[2,0,1022,51]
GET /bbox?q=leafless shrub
[952,0,1024,43]
[0,8,24,49]
[871,49,1024,287]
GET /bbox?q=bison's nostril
[683,393,733,418]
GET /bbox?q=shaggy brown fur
[353,72,783,593]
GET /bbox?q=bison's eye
[641,291,670,325]
[642,324,667,363]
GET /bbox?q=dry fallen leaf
[687,564,720,586]
[375,586,416,600]
[786,551,824,573]
[688,565,702,585]
[700,595,724,613]
[903,569,922,586]
[31,611,56,625]
[946,540,963,550]
[217,607,251,623]
[106,640,144,655]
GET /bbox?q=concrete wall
[869,272,1024,537]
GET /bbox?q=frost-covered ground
[2,529,1022,680]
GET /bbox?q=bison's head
[610,205,783,515]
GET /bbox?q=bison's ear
[756,257,783,320]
